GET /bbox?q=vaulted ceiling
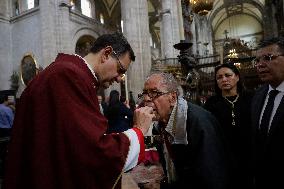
[93,0,121,31]
[92,0,265,49]
[209,0,264,34]
[146,0,265,48]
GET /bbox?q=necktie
[259,90,279,137]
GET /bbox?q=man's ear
[236,74,240,82]
[102,46,113,62]
[169,92,178,106]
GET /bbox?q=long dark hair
[214,63,244,95]
[105,90,120,118]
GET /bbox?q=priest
[3,32,154,189]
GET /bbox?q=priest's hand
[133,106,155,135]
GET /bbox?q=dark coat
[251,84,284,189]
[158,102,230,189]
[204,91,254,188]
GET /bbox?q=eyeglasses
[138,90,174,101]
[112,51,127,75]
[252,54,284,66]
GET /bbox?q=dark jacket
[251,84,284,189]
[158,102,230,189]
[204,91,254,188]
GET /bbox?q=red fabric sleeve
[132,127,145,163]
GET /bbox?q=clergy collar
[73,54,98,83]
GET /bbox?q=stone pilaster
[0,0,9,17]
[0,21,12,90]
[57,0,72,54]
[39,0,58,67]
[263,0,278,37]
[0,1,12,90]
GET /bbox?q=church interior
[0,0,283,102]
[0,1,284,188]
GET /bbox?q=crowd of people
[0,33,284,189]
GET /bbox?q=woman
[204,63,254,189]
[105,90,133,133]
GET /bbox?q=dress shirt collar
[268,81,284,93]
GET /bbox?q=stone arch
[72,27,99,54]
[75,35,96,57]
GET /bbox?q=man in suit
[251,36,284,189]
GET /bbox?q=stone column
[194,16,213,56]
[121,0,151,100]
[0,0,12,90]
[160,0,181,59]
[263,0,278,37]
[190,18,197,54]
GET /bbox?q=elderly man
[251,36,284,189]
[140,72,229,189]
[3,33,154,189]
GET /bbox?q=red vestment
[3,54,144,189]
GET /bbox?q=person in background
[204,63,254,189]
[251,36,284,189]
[120,94,128,105]
[0,94,14,178]
[97,95,107,115]
[105,90,134,133]
[3,32,154,189]
[140,72,229,189]
[0,94,14,137]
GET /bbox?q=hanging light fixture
[189,0,214,16]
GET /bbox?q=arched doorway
[75,35,96,57]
